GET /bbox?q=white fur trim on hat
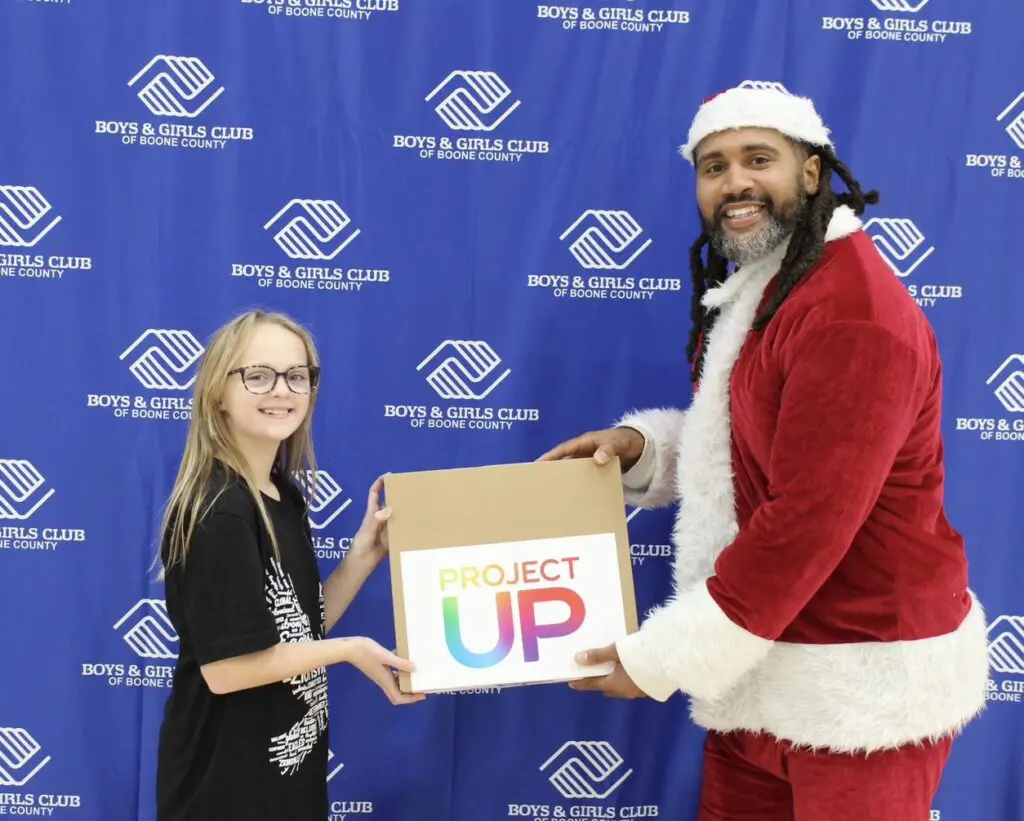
[681,85,833,165]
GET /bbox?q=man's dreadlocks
[685,143,879,382]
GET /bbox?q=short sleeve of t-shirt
[179,511,281,665]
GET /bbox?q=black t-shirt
[156,466,328,820]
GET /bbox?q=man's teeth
[726,206,760,218]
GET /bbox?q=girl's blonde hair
[157,309,320,575]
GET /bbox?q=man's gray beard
[711,215,791,267]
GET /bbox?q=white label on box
[398,532,626,692]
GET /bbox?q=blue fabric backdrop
[1,0,1022,819]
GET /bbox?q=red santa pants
[697,730,951,820]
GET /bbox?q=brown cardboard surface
[383,456,638,693]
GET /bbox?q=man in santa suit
[541,84,991,819]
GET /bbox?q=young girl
[154,309,423,821]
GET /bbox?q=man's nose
[721,170,756,200]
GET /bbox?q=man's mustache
[714,194,773,223]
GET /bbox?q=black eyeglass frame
[227,365,321,395]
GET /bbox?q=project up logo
[0,458,87,554]
[863,216,962,308]
[953,353,1024,443]
[537,0,690,33]
[240,0,399,21]
[230,198,391,296]
[433,554,590,672]
[384,340,540,432]
[82,599,179,690]
[964,91,1024,182]
[293,469,355,561]
[0,726,82,814]
[393,70,550,164]
[0,184,93,283]
[985,614,1024,705]
[85,329,202,423]
[822,0,971,44]
[94,55,254,151]
[527,208,682,302]
[399,531,629,694]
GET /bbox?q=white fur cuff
[614,407,687,508]
[615,581,774,703]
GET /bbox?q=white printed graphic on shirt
[264,558,328,775]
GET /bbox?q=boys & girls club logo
[81,598,178,690]
[862,215,963,309]
[536,1,690,33]
[94,55,254,151]
[504,739,659,819]
[954,353,1024,444]
[0,458,87,554]
[0,184,93,283]
[229,197,391,295]
[526,208,683,302]
[239,0,399,20]
[0,726,82,814]
[293,469,356,561]
[821,0,971,45]
[383,339,540,432]
[393,70,550,164]
[964,91,1024,182]
[85,329,201,423]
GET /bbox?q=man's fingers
[538,434,598,462]
[537,441,578,462]
[574,646,614,666]
[539,435,624,465]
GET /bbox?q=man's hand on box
[537,427,645,472]
[568,644,647,699]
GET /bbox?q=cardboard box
[383,457,638,694]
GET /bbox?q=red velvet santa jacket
[614,204,990,753]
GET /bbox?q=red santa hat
[680,83,833,164]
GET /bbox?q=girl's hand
[348,476,391,568]
[342,637,425,705]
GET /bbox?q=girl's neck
[234,438,281,499]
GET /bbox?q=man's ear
[803,153,821,196]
